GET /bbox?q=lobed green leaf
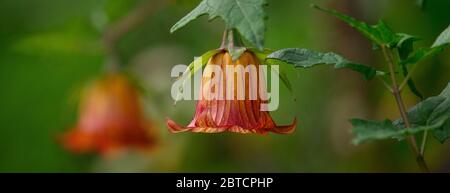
[266,48,381,80]
[351,83,450,144]
[170,0,267,50]
[350,119,432,145]
[432,24,450,48]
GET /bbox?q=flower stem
[377,76,393,93]
[226,28,245,49]
[399,64,419,91]
[381,46,430,172]
[220,30,228,49]
[420,130,428,156]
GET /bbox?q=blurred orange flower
[167,51,296,134]
[62,74,156,156]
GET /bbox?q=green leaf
[432,24,450,48]
[401,64,424,99]
[170,0,267,50]
[312,4,396,47]
[395,33,424,99]
[401,46,445,65]
[266,48,382,80]
[249,47,273,61]
[394,83,450,143]
[174,49,220,104]
[396,33,420,60]
[249,48,293,94]
[434,121,450,143]
[402,25,450,65]
[351,83,450,144]
[351,119,431,145]
[229,47,247,61]
[266,59,293,94]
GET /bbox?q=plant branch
[102,0,166,72]
[381,45,430,172]
[399,64,419,91]
[420,130,428,156]
[377,76,393,93]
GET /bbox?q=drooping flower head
[167,50,296,134]
[62,74,156,156]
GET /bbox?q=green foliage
[395,83,450,143]
[396,29,448,99]
[312,4,449,62]
[249,48,294,94]
[351,119,431,145]
[401,65,424,99]
[312,4,397,47]
[432,24,450,48]
[401,47,443,65]
[400,25,450,65]
[396,33,424,99]
[434,121,450,143]
[313,4,439,55]
[312,4,427,96]
[313,5,450,101]
[351,83,450,144]
[170,0,267,50]
[396,33,420,60]
[266,48,380,80]
[397,25,450,99]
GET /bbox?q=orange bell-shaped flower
[167,50,296,134]
[62,74,156,156]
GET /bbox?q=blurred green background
[0,0,449,172]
